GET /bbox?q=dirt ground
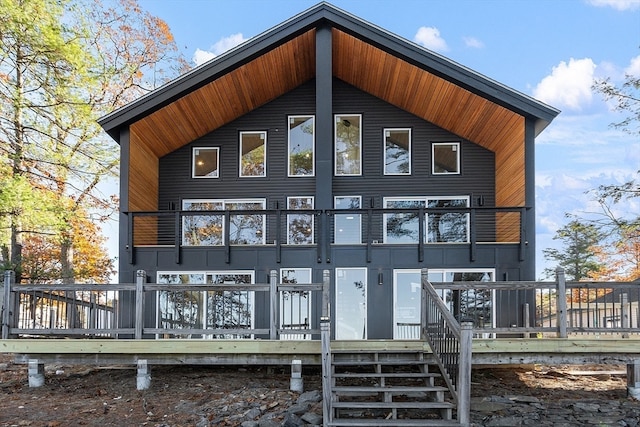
[0,353,632,426]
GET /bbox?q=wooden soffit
[130,30,317,158]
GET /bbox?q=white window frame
[334,114,362,176]
[287,196,314,245]
[392,269,422,339]
[432,142,460,175]
[334,196,362,244]
[383,128,411,175]
[288,115,315,177]
[239,131,267,177]
[192,147,220,179]
[182,198,266,246]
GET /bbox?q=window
[288,116,314,176]
[287,197,314,244]
[280,268,312,340]
[156,271,254,339]
[383,196,469,243]
[240,131,266,177]
[432,142,460,174]
[334,196,361,244]
[335,114,361,176]
[427,197,469,243]
[182,199,265,246]
[384,198,425,244]
[192,147,219,178]
[384,128,411,175]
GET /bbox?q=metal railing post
[458,320,473,426]
[556,267,567,338]
[135,270,146,339]
[622,293,629,339]
[270,270,278,340]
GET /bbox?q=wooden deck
[3,338,639,366]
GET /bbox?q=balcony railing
[125,206,529,264]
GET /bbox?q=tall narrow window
[384,128,411,175]
[335,114,362,176]
[240,131,266,177]
[280,268,312,340]
[287,196,314,244]
[335,268,367,340]
[288,115,315,176]
[334,196,361,244]
[192,147,219,178]
[432,142,460,174]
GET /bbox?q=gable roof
[98,1,559,146]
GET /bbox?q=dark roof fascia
[98,2,559,141]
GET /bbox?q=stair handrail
[421,268,472,425]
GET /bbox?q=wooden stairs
[326,350,464,426]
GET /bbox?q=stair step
[332,401,455,409]
[333,385,448,394]
[333,372,440,378]
[327,420,463,426]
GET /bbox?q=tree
[589,68,640,280]
[0,0,187,283]
[543,219,605,281]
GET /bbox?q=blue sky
[131,0,639,279]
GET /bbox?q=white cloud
[586,0,640,10]
[192,33,248,66]
[533,58,596,110]
[463,36,484,49]
[413,26,448,52]
[625,55,640,76]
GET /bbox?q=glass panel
[182,200,223,246]
[393,270,421,339]
[280,268,312,340]
[447,271,493,330]
[226,200,265,244]
[335,268,367,339]
[432,142,460,174]
[335,115,361,175]
[157,273,205,338]
[193,147,219,178]
[240,131,266,177]
[384,129,411,175]
[287,197,314,244]
[334,196,361,244]
[288,116,314,176]
[427,198,469,243]
[206,273,254,339]
[384,198,426,243]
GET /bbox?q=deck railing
[420,269,473,426]
[1,270,330,340]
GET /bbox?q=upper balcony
[124,205,529,266]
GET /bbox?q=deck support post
[135,270,145,339]
[2,270,12,340]
[457,321,473,426]
[28,359,45,388]
[290,359,303,392]
[627,359,640,399]
[321,317,332,425]
[137,359,151,390]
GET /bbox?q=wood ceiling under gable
[127,25,528,212]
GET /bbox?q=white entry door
[335,268,367,339]
[393,270,422,339]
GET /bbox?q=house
[98,2,559,340]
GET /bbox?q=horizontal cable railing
[1,270,330,340]
[127,206,527,247]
